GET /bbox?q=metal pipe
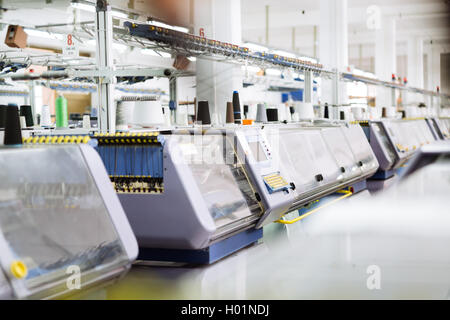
[265,5,269,45]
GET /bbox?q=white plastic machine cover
[265,124,378,209]
[0,145,138,299]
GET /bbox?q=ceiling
[241,0,450,57]
[0,0,448,60]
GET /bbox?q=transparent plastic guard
[320,127,360,179]
[341,125,378,171]
[0,146,129,295]
[174,135,262,231]
[273,128,341,196]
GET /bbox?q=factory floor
[79,189,450,300]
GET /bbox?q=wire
[275,189,353,224]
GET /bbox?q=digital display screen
[248,141,268,162]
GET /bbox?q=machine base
[137,228,263,264]
[348,180,367,194]
[367,175,397,192]
[369,169,395,180]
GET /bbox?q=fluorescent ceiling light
[71,1,129,18]
[71,1,95,13]
[147,20,189,33]
[187,57,197,62]
[141,49,172,58]
[244,42,268,52]
[24,28,63,40]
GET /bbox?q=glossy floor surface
[79,160,450,299]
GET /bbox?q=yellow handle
[275,189,353,225]
[10,260,28,279]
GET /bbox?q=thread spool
[19,105,33,127]
[382,107,387,118]
[266,108,278,122]
[163,106,171,126]
[289,106,295,122]
[351,107,363,120]
[232,91,242,124]
[19,116,26,128]
[289,106,295,115]
[324,104,329,119]
[247,104,257,120]
[256,104,267,122]
[226,101,234,124]
[82,114,91,129]
[91,107,98,118]
[196,100,211,125]
[4,104,22,145]
[40,105,52,127]
[0,105,6,128]
[368,107,380,119]
[176,105,188,126]
[55,95,68,128]
[277,104,287,122]
[243,105,249,119]
[405,106,418,119]
[296,102,314,120]
[132,96,164,127]
[400,110,406,119]
[340,111,345,120]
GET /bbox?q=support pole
[304,70,313,103]
[265,5,269,45]
[29,80,36,125]
[333,69,340,118]
[169,76,178,123]
[95,0,115,133]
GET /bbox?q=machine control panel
[263,173,290,193]
[235,128,295,228]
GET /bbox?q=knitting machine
[95,129,269,264]
[358,119,437,182]
[0,143,138,299]
[273,122,379,199]
[426,118,450,140]
[85,121,377,264]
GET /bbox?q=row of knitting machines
[0,117,449,299]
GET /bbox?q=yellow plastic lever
[10,261,28,279]
[275,189,353,225]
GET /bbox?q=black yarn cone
[266,108,278,122]
[324,104,329,119]
[340,111,345,120]
[4,105,22,145]
[289,106,295,114]
[0,105,7,128]
[20,105,34,127]
[196,100,211,125]
[232,91,241,124]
